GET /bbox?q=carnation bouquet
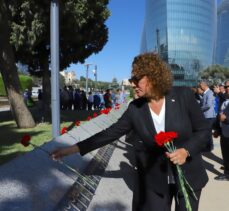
[154,131,197,211]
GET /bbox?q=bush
[0,76,6,96]
[19,75,33,91]
[0,74,33,96]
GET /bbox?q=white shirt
[149,98,166,133]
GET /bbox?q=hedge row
[0,75,33,96]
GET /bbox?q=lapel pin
[171,99,175,102]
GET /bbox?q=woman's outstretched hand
[51,145,80,160]
[165,148,189,165]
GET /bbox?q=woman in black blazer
[52,53,209,211]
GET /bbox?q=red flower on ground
[61,127,68,135]
[104,108,111,115]
[87,116,92,121]
[93,112,98,118]
[75,121,81,126]
[154,131,178,147]
[115,105,120,110]
[20,134,31,147]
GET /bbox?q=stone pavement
[87,137,229,211]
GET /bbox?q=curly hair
[131,52,173,99]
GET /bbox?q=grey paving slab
[99,115,115,126]
[0,148,90,211]
[68,127,91,142]
[82,121,103,135]
[93,115,110,129]
[87,136,134,211]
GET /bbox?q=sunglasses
[224,85,229,89]
[128,75,145,84]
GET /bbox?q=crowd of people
[192,80,229,181]
[60,86,127,111]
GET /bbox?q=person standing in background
[213,80,229,181]
[199,81,215,151]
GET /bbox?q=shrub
[0,74,33,96]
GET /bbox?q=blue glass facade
[215,0,229,67]
[141,0,217,86]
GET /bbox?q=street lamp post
[92,65,97,90]
[84,63,93,94]
[50,0,60,138]
[92,65,97,82]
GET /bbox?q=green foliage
[7,0,110,74]
[0,74,33,96]
[110,77,119,89]
[0,76,6,96]
[59,73,65,88]
[199,64,229,84]
[0,120,52,165]
[76,78,110,91]
[19,75,33,91]
[128,87,134,99]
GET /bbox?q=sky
[66,0,145,83]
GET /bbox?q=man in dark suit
[52,53,209,211]
[214,80,229,181]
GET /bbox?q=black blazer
[78,87,209,194]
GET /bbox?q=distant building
[121,79,131,86]
[60,71,76,84]
[141,0,217,86]
[215,0,229,67]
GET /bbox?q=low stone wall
[0,104,128,211]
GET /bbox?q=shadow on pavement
[203,160,222,176]
[202,152,223,166]
[90,201,127,211]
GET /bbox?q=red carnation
[115,105,120,110]
[75,121,81,126]
[154,131,178,147]
[87,116,92,121]
[20,134,31,147]
[103,108,110,115]
[61,127,68,135]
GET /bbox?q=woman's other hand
[51,145,80,160]
[165,148,189,165]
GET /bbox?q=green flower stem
[182,174,198,200]
[176,165,192,211]
[171,141,176,151]
[30,143,97,188]
[165,143,173,153]
[164,141,197,211]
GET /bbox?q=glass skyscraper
[215,0,229,67]
[141,0,217,86]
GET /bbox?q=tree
[199,64,229,84]
[111,77,119,89]
[7,0,110,118]
[0,2,35,128]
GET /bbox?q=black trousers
[220,134,229,174]
[205,118,216,151]
[133,185,201,211]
